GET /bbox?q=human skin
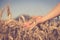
[23,3,60,28]
[36,3,60,24]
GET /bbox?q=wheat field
[0,6,60,40]
[0,15,60,40]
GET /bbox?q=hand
[23,16,43,29]
[23,21,36,30]
[23,19,35,28]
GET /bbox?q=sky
[0,0,60,19]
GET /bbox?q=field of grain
[0,6,60,40]
[0,15,60,40]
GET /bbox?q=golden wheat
[0,5,60,40]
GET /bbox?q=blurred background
[0,0,60,19]
[0,0,60,40]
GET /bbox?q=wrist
[35,17,45,24]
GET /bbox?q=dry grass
[0,5,60,40]
[0,15,60,40]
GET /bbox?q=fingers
[23,16,43,29]
[23,21,31,27]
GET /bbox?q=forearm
[37,3,60,23]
